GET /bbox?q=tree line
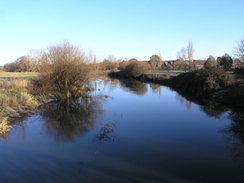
[3,39,244,73]
[1,38,243,105]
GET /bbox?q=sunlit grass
[0,72,39,80]
[0,79,38,108]
[0,79,39,138]
[0,118,12,138]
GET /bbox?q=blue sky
[0,0,243,64]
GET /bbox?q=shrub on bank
[170,67,229,95]
[38,42,93,104]
[234,67,244,76]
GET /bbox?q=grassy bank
[0,73,40,136]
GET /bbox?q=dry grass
[0,79,39,119]
[0,78,40,139]
[0,79,38,108]
[0,118,12,135]
[0,79,30,89]
[0,72,38,80]
[0,92,38,108]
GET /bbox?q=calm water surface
[1,79,244,183]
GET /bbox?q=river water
[0,78,244,183]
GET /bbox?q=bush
[121,60,150,77]
[234,66,244,76]
[38,42,93,104]
[204,56,217,69]
[170,67,228,95]
[206,67,229,89]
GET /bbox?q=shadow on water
[173,84,244,165]
[39,97,104,143]
[224,111,244,164]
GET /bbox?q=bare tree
[177,48,188,71]
[29,49,45,71]
[187,41,194,61]
[235,38,244,62]
[177,48,187,61]
[107,54,116,62]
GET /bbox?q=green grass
[147,70,187,76]
[0,109,10,116]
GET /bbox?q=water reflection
[175,93,192,111]
[120,79,147,96]
[149,83,162,96]
[174,88,229,117]
[1,78,244,182]
[175,88,244,165]
[224,111,244,164]
[40,97,103,143]
[102,78,120,92]
[200,101,229,118]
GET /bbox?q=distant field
[0,72,39,80]
[147,70,187,76]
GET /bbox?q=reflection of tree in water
[120,79,147,96]
[150,83,162,96]
[175,93,192,111]
[40,97,103,143]
[94,78,120,93]
[174,88,244,164]
[175,89,229,116]
[224,111,244,164]
[105,79,120,92]
[200,101,228,118]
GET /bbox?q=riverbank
[109,69,244,109]
[0,78,42,136]
[0,71,109,136]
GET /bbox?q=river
[0,78,244,183]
